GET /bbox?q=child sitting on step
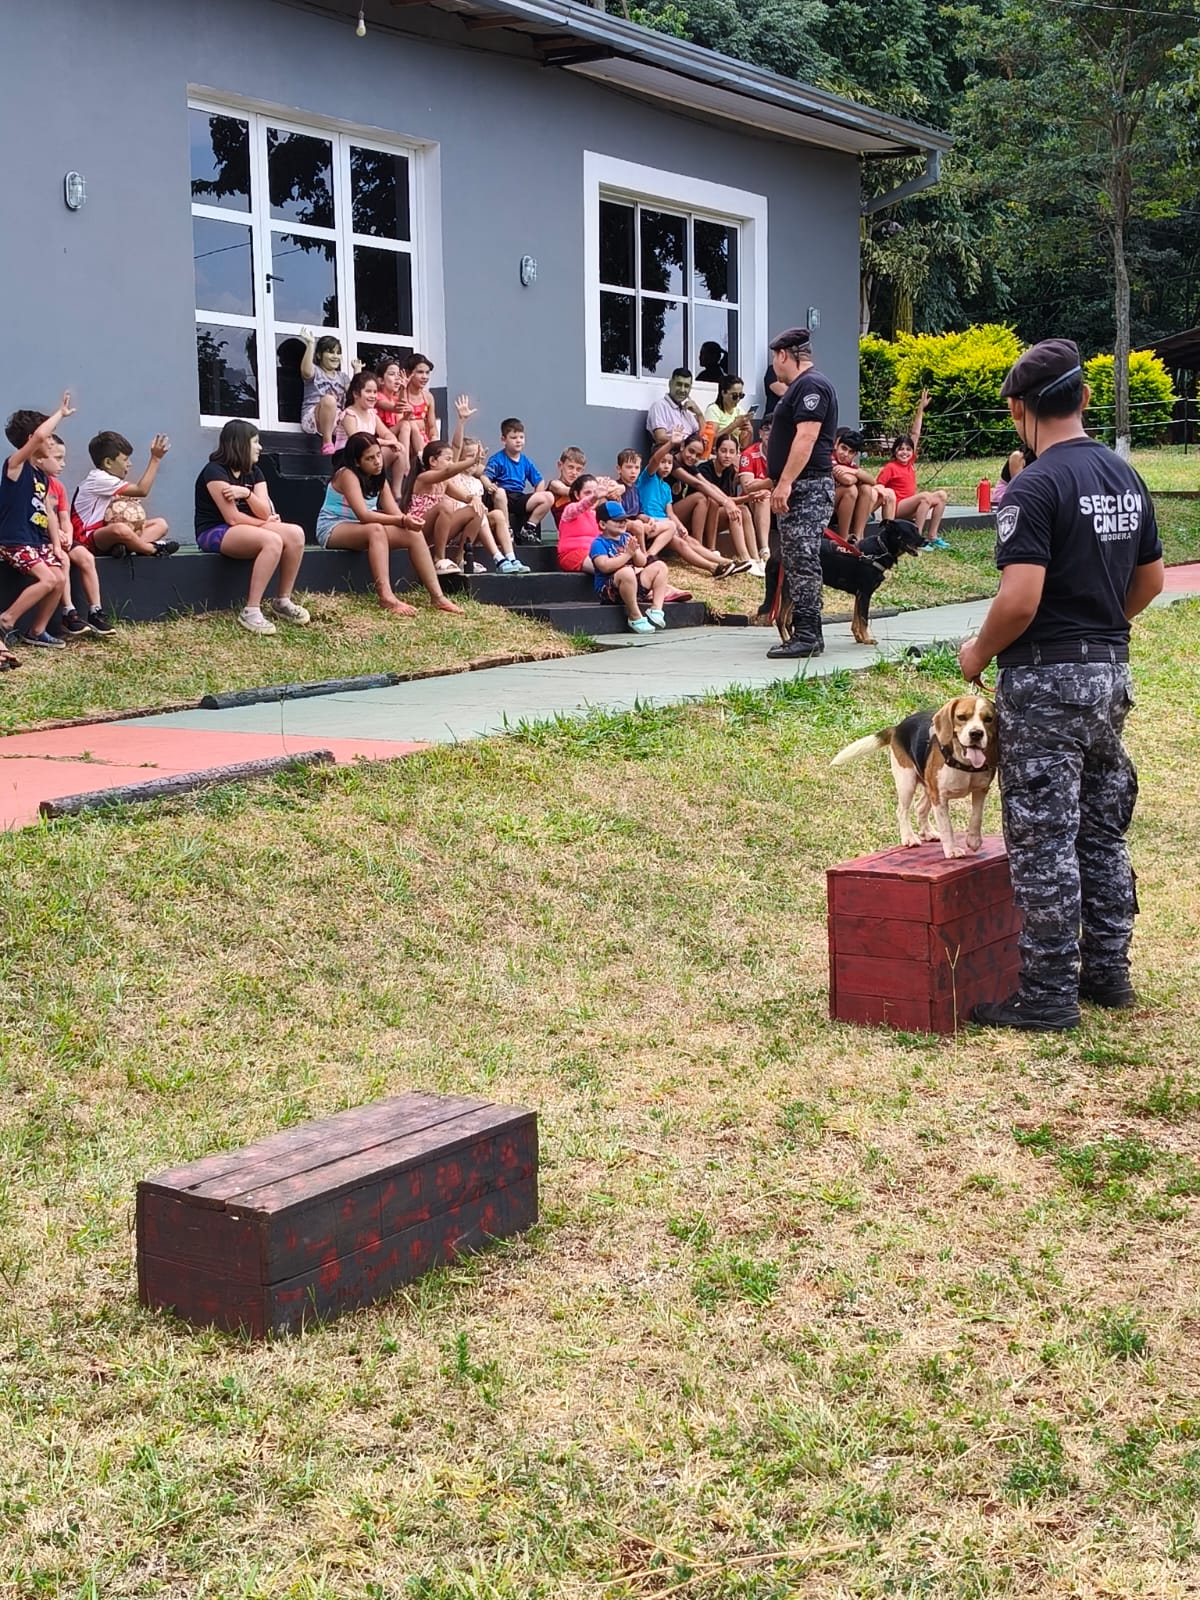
[72,431,177,558]
[316,431,462,618]
[590,501,670,635]
[300,330,362,455]
[35,433,114,637]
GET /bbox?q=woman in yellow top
[703,375,754,452]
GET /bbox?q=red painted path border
[0,726,426,830]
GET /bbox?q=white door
[190,102,421,429]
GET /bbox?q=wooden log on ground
[38,751,334,819]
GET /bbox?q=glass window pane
[353,246,413,337]
[693,306,739,378]
[358,342,415,375]
[640,298,686,379]
[274,333,308,424]
[599,201,635,288]
[267,128,335,228]
[640,211,686,296]
[190,110,250,211]
[270,234,338,326]
[600,292,636,376]
[197,324,259,418]
[351,147,410,240]
[193,217,254,317]
[693,220,738,303]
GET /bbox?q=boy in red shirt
[35,435,115,636]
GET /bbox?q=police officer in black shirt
[765,327,839,659]
[958,339,1165,1031]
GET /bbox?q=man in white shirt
[646,369,705,448]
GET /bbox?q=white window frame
[583,152,768,412]
[188,89,445,431]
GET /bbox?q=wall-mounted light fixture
[807,305,821,330]
[64,172,87,211]
[520,255,537,287]
[355,6,366,35]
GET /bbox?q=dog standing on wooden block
[832,695,998,858]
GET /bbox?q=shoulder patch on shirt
[996,504,1021,542]
[802,392,820,411]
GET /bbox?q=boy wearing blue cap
[590,501,670,635]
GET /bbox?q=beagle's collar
[938,740,987,773]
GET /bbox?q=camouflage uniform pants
[997,662,1138,1003]
[779,477,835,643]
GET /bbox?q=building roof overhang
[375,0,951,158]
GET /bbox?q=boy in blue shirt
[618,442,735,578]
[590,501,670,635]
[485,418,555,544]
[0,394,75,650]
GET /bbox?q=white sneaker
[266,596,311,624]
[238,606,276,635]
[748,560,767,578]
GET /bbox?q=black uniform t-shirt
[995,437,1161,664]
[765,367,838,485]
[194,462,266,535]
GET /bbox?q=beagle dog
[831,695,998,859]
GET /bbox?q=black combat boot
[972,992,1081,1032]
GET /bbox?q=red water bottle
[977,478,992,513]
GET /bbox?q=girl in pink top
[556,475,618,574]
[339,372,407,495]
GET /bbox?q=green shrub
[890,325,1024,461]
[1083,351,1177,447]
[859,334,899,435]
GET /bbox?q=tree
[957,0,1200,456]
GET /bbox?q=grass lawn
[868,447,1200,497]
[1,600,1198,1598]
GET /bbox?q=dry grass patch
[0,603,1198,1598]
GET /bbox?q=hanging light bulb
[355,6,366,35]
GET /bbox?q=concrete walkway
[2,569,1196,829]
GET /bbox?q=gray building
[3,0,948,540]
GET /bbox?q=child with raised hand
[485,418,554,544]
[590,501,670,635]
[72,431,177,558]
[316,432,462,617]
[874,389,950,547]
[629,440,735,580]
[339,370,407,494]
[555,473,616,575]
[35,434,114,637]
[194,420,312,635]
[404,354,439,446]
[300,329,362,455]
[399,426,481,575]
[692,433,766,572]
[0,395,75,651]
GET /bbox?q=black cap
[1000,338,1082,401]
[769,326,812,353]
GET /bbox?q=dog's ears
[931,700,957,751]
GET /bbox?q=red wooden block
[137,1092,538,1336]
[827,836,1022,1035]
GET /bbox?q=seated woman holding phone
[704,375,756,451]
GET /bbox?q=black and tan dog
[768,518,925,645]
[831,695,998,858]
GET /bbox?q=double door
[190,101,420,427]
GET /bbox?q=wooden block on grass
[828,837,1022,1035]
[137,1091,538,1337]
